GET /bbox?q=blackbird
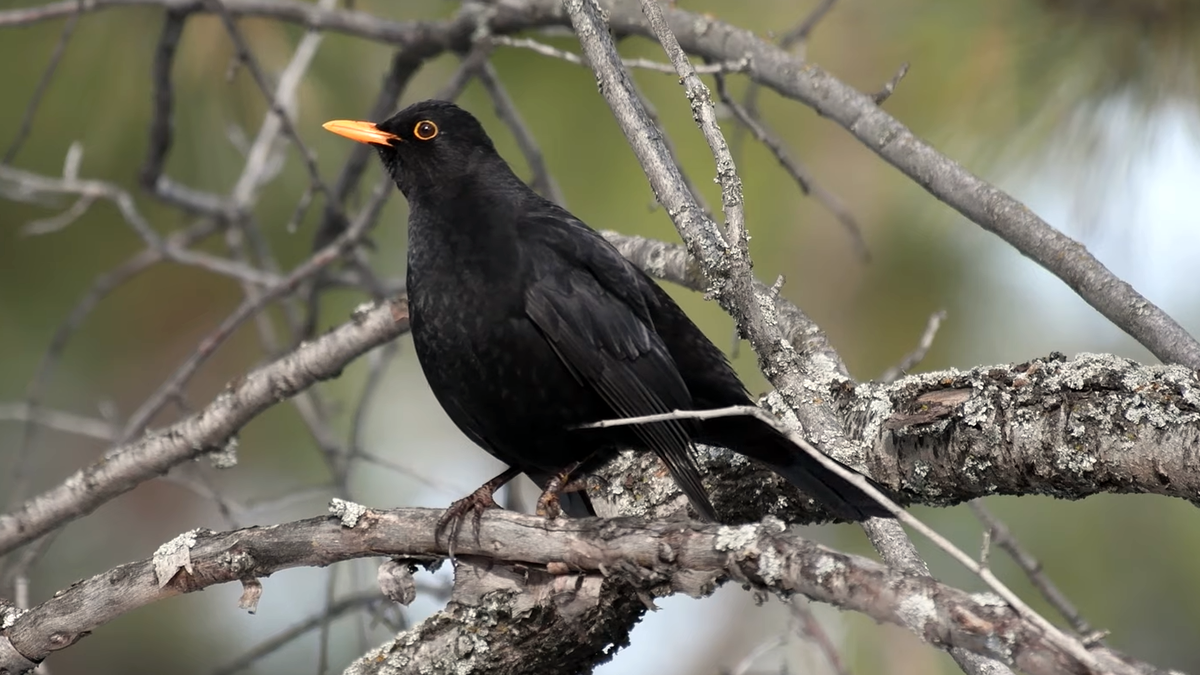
[323,100,891,533]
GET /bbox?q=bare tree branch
[0,404,116,442]
[711,70,870,262]
[0,218,221,541]
[1,6,79,165]
[477,61,566,206]
[598,0,1200,368]
[0,297,409,556]
[0,508,1169,675]
[492,35,748,74]
[789,600,851,675]
[4,0,1192,363]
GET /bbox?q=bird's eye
[413,120,438,141]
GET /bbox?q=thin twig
[732,0,835,159]
[434,40,495,102]
[1,219,220,528]
[726,635,786,675]
[639,0,747,255]
[313,46,424,251]
[789,600,850,675]
[206,0,331,200]
[477,61,566,206]
[20,196,94,236]
[227,0,335,212]
[492,35,748,74]
[0,405,116,442]
[117,176,392,443]
[712,71,870,262]
[872,62,910,104]
[140,9,189,200]
[211,591,383,675]
[779,0,838,51]
[2,6,80,165]
[969,501,1101,641]
[1,164,161,246]
[159,466,241,529]
[879,309,947,384]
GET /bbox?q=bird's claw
[535,490,562,519]
[534,469,589,521]
[435,487,501,556]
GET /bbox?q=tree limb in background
[5,0,1191,364]
[0,297,409,556]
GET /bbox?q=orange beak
[322,120,399,146]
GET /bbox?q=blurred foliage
[2,0,1199,673]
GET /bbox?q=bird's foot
[436,467,520,555]
[436,489,499,552]
[534,468,588,520]
[535,488,561,519]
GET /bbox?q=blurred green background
[2,0,1199,673]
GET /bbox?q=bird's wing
[522,219,717,521]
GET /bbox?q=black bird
[323,100,891,532]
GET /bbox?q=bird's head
[323,100,498,197]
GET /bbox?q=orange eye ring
[413,120,438,141]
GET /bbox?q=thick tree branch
[590,351,1200,516]
[864,352,1200,506]
[0,508,1166,675]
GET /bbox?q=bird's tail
[698,415,894,521]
